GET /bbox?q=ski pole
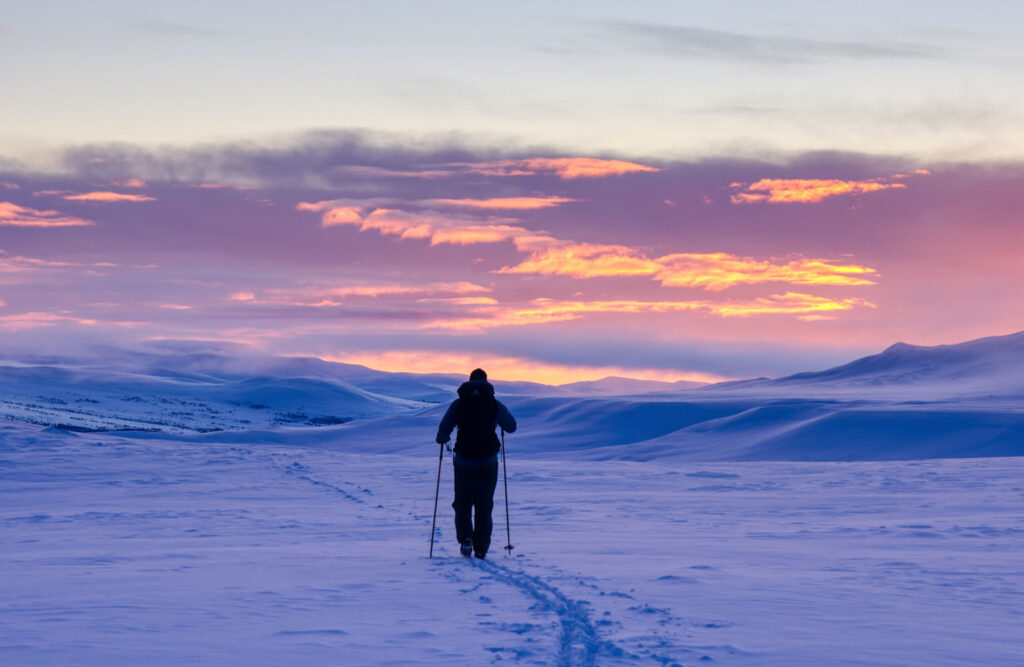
[501,429,514,556]
[429,440,445,558]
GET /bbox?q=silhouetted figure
[436,368,517,559]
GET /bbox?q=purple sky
[2,133,1022,382]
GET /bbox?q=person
[435,368,517,559]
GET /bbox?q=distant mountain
[704,330,1024,398]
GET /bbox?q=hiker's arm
[436,399,459,444]
[496,401,517,434]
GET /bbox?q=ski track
[269,454,367,505]
[472,559,612,666]
[270,450,635,665]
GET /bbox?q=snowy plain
[3,333,1024,665]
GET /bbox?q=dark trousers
[452,459,498,555]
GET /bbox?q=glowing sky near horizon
[2,1,1024,383]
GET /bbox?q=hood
[457,379,495,400]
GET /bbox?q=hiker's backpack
[454,380,500,458]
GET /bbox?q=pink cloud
[1,182,20,190]
[0,202,94,227]
[63,191,156,202]
[231,282,490,307]
[113,178,147,188]
[297,200,551,248]
[456,157,660,179]
[421,196,577,210]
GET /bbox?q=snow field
[3,423,1024,665]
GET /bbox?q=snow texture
[3,332,1024,664]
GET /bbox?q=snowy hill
[707,330,1024,399]
[0,358,426,434]
[4,331,1024,461]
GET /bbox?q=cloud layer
[0,133,1018,381]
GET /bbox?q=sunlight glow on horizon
[318,350,729,386]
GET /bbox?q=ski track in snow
[472,559,607,666]
[269,450,629,664]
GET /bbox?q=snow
[3,332,1024,664]
[3,422,1024,665]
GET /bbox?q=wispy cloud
[297,201,554,248]
[603,22,943,64]
[654,253,877,290]
[0,311,145,331]
[63,191,156,202]
[337,157,659,180]
[0,202,94,227]
[0,249,116,274]
[456,157,660,179]
[501,245,877,290]
[230,282,489,307]
[128,17,223,37]
[420,196,577,210]
[432,292,876,330]
[729,175,914,204]
[498,243,663,278]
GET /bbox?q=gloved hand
[435,434,447,445]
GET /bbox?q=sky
[2,1,1023,383]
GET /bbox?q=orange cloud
[431,292,875,331]
[421,196,576,210]
[0,202,94,227]
[63,192,156,202]
[730,177,907,204]
[500,245,876,289]
[297,200,554,248]
[320,350,722,385]
[654,253,877,290]
[113,178,147,188]
[298,201,876,294]
[703,292,876,318]
[498,243,663,278]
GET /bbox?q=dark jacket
[435,380,517,460]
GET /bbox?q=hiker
[435,368,517,559]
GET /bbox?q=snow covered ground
[3,421,1023,666]
[4,334,1024,664]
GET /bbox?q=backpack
[454,380,500,459]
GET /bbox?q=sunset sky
[2,2,1023,383]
